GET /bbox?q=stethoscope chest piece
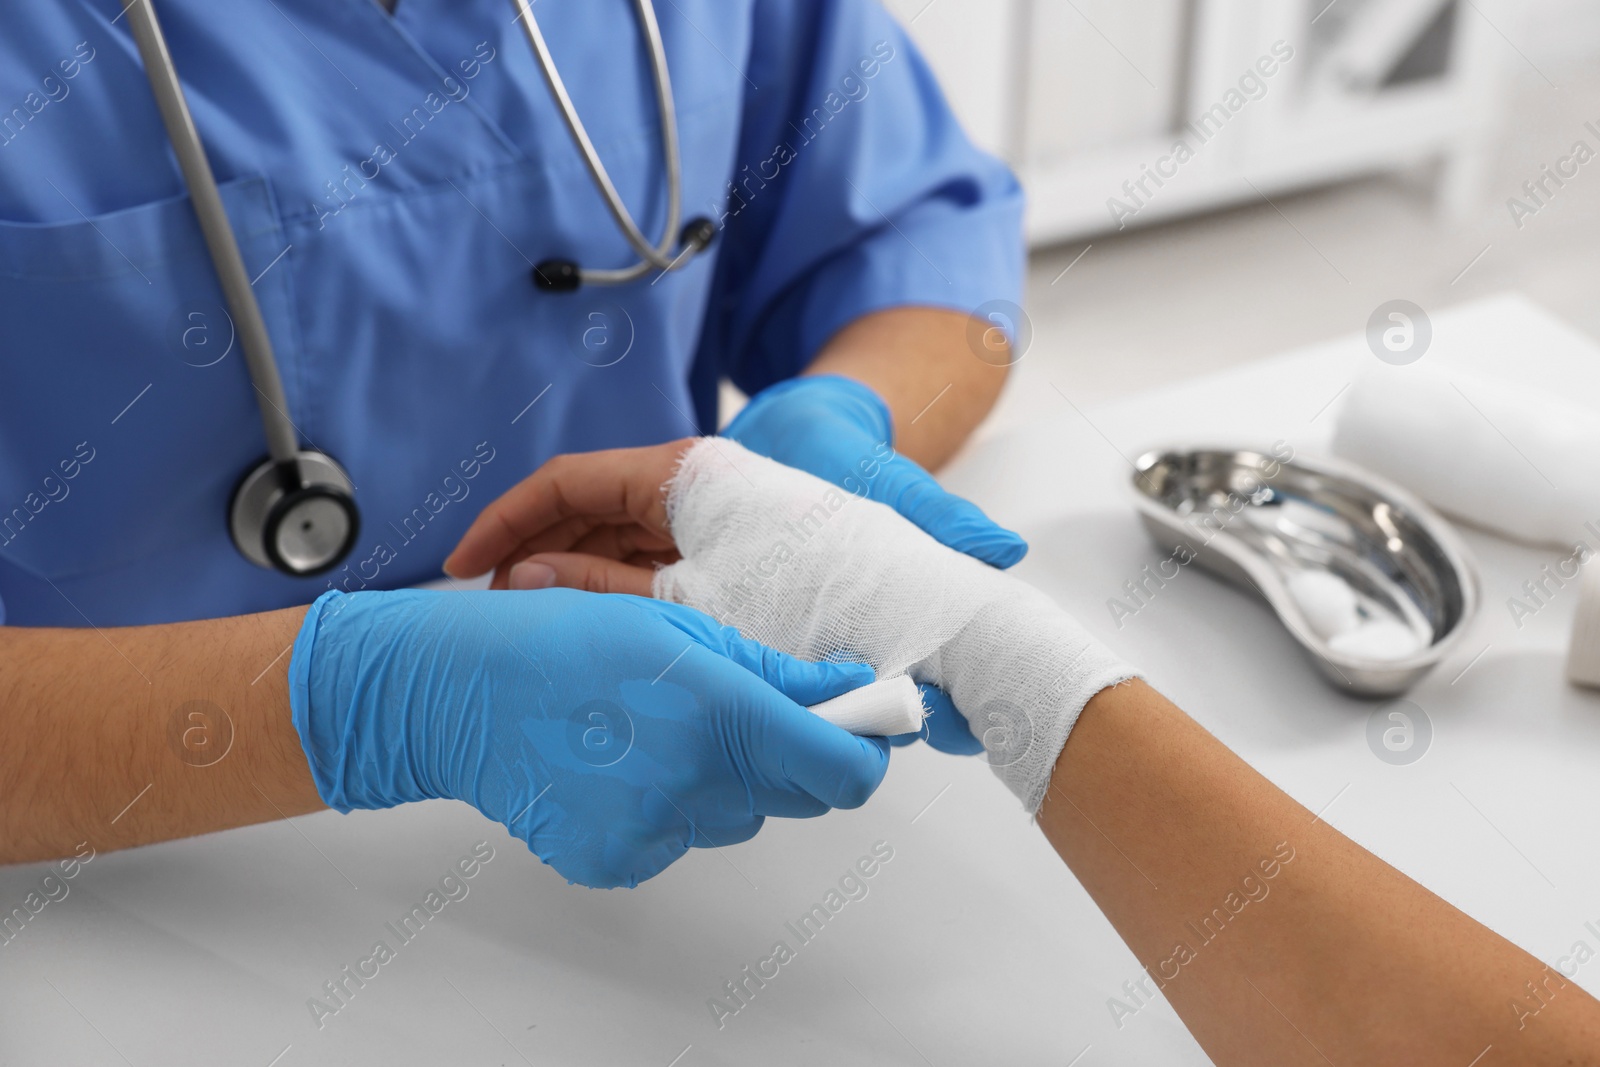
[129,0,703,577]
[230,451,360,576]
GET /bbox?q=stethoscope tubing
[122,0,301,468]
[118,0,707,572]
[511,0,687,283]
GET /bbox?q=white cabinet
[888,0,1515,244]
[1021,0,1190,163]
[878,0,1026,159]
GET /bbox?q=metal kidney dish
[1131,447,1479,697]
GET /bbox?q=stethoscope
[122,0,714,576]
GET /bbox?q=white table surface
[6,293,1600,1067]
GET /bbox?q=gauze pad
[654,439,1139,813]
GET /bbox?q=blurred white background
[881,0,1600,435]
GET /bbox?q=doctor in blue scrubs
[0,0,1024,889]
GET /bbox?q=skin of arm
[0,608,323,864]
[452,444,1600,1063]
[1043,679,1600,1066]
[802,306,1010,471]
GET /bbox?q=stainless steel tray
[1131,447,1479,697]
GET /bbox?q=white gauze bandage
[654,439,1140,813]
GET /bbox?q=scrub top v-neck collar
[333,0,525,169]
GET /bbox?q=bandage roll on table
[1331,362,1600,690]
[1566,561,1600,689]
[1331,363,1600,549]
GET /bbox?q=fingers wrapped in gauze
[653,439,1139,813]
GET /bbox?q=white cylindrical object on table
[807,675,925,737]
[1331,364,1600,549]
[1567,562,1600,689]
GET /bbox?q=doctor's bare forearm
[0,609,323,864]
[1040,681,1600,1065]
[806,306,1008,471]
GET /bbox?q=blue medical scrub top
[0,0,1023,627]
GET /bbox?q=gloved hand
[289,587,888,889]
[724,375,1028,569]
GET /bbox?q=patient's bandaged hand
[653,439,1139,813]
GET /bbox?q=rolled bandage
[1332,364,1600,548]
[807,675,925,736]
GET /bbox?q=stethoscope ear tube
[515,0,714,289]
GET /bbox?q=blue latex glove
[724,375,1028,569]
[289,588,887,889]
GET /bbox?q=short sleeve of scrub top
[698,0,1025,400]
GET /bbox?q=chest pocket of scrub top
[0,175,299,583]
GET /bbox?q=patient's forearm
[0,609,322,864]
[1041,681,1600,1065]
